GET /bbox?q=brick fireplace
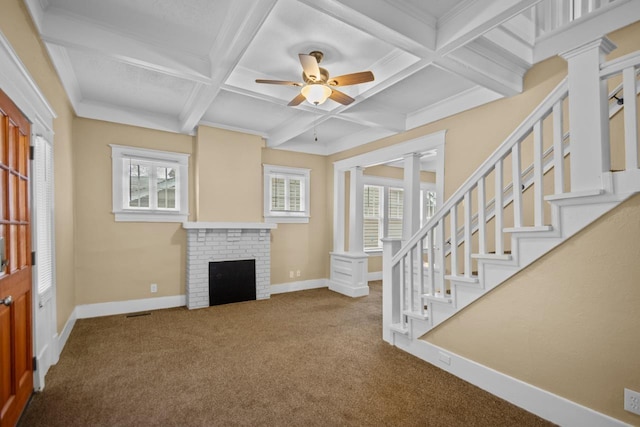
[183,222,276,309]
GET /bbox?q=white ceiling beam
[436,45,524,97]
[483,27,533,65]
[339,105,406,132]
[407,86,503,130]
[297,0,434,57]
[332,0,437,50]
[179,0,278,134]
[39,9,212,84]
[437,0,542,55]
[76,100,186,135]
[266,114,332,148]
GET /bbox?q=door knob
[1,296,12,306]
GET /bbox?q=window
[263,164,310,223]
[362,179,436,252]
[110,145,189,222]
[363,185,383,250]
[388,187,403,240]
[421,190,437,226]
[34,136,54,297]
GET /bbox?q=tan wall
[262,149,329,284]
[195,126,263,222]
[425,194,640,424]
[1,0,76,332]
[73,119,194,303]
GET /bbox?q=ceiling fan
[255,51,374,107]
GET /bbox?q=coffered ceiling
[24,0,637,155]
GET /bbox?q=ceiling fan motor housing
[302,67,329,84]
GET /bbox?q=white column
[348,166,364,252]
[560,37,616,193]
[403,153,421,241]
[333,169,345,253]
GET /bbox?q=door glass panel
[17,133,26,176]
[0,117,5,165]
[0,170,5,220]
[19,179,27,222]
[19,226,27,269]
[9,174,17,221]
[7,123,15,170]
[9,225,16,272]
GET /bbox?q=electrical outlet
[289,271,294,278]
[625,388,640,415]
[150,283,158,293]
[296,270,301,277]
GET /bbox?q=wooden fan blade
[329,89,354,105]
[299,54,321,81]
[329,71,374,86]
[288,93,307,106]
[255,79,302,86]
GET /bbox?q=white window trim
[263,164,311,224]
[110,144,189,222]
[362,175,436,253]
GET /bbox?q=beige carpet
[19,283,554,426]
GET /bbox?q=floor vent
[126,312,151,318]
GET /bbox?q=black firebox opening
[209,259,256,306]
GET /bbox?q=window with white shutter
[34,136,54,296]
[363,185,383,250]
[263,165,310,223]
[388,187,403,240]
[362,178,436,251]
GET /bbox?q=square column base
[328,252,369,297]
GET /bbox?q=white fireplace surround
[183,222,276,309]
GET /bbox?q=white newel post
[561,37,616,193]
[403,153,421,242]
[329,167,369,297]
[382,238,402,344]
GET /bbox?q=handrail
[600,50,640,79]
[391,77,569,266]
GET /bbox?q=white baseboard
[396,338,627,427]
[270,279,328,295]
[367,271,382,281]
[75,295,186,319]
[57,307,77,358]
[328,280,370,298]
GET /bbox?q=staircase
[382,44,640,351]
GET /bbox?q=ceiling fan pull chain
[314,119,318,142]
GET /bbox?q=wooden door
[0,90,33,427]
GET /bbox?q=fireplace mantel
[183,222,277,230]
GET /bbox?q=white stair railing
[384,49,640,338]
[385,78,569,334]
[534,0,623,37]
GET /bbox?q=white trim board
[367,271,382,281]
[57,307,77,359]
[270,279,328,295]
[75,295,186,319]
[396,338,629,427]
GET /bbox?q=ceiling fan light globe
[301,84,331,105]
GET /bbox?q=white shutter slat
[35,137,54,294]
